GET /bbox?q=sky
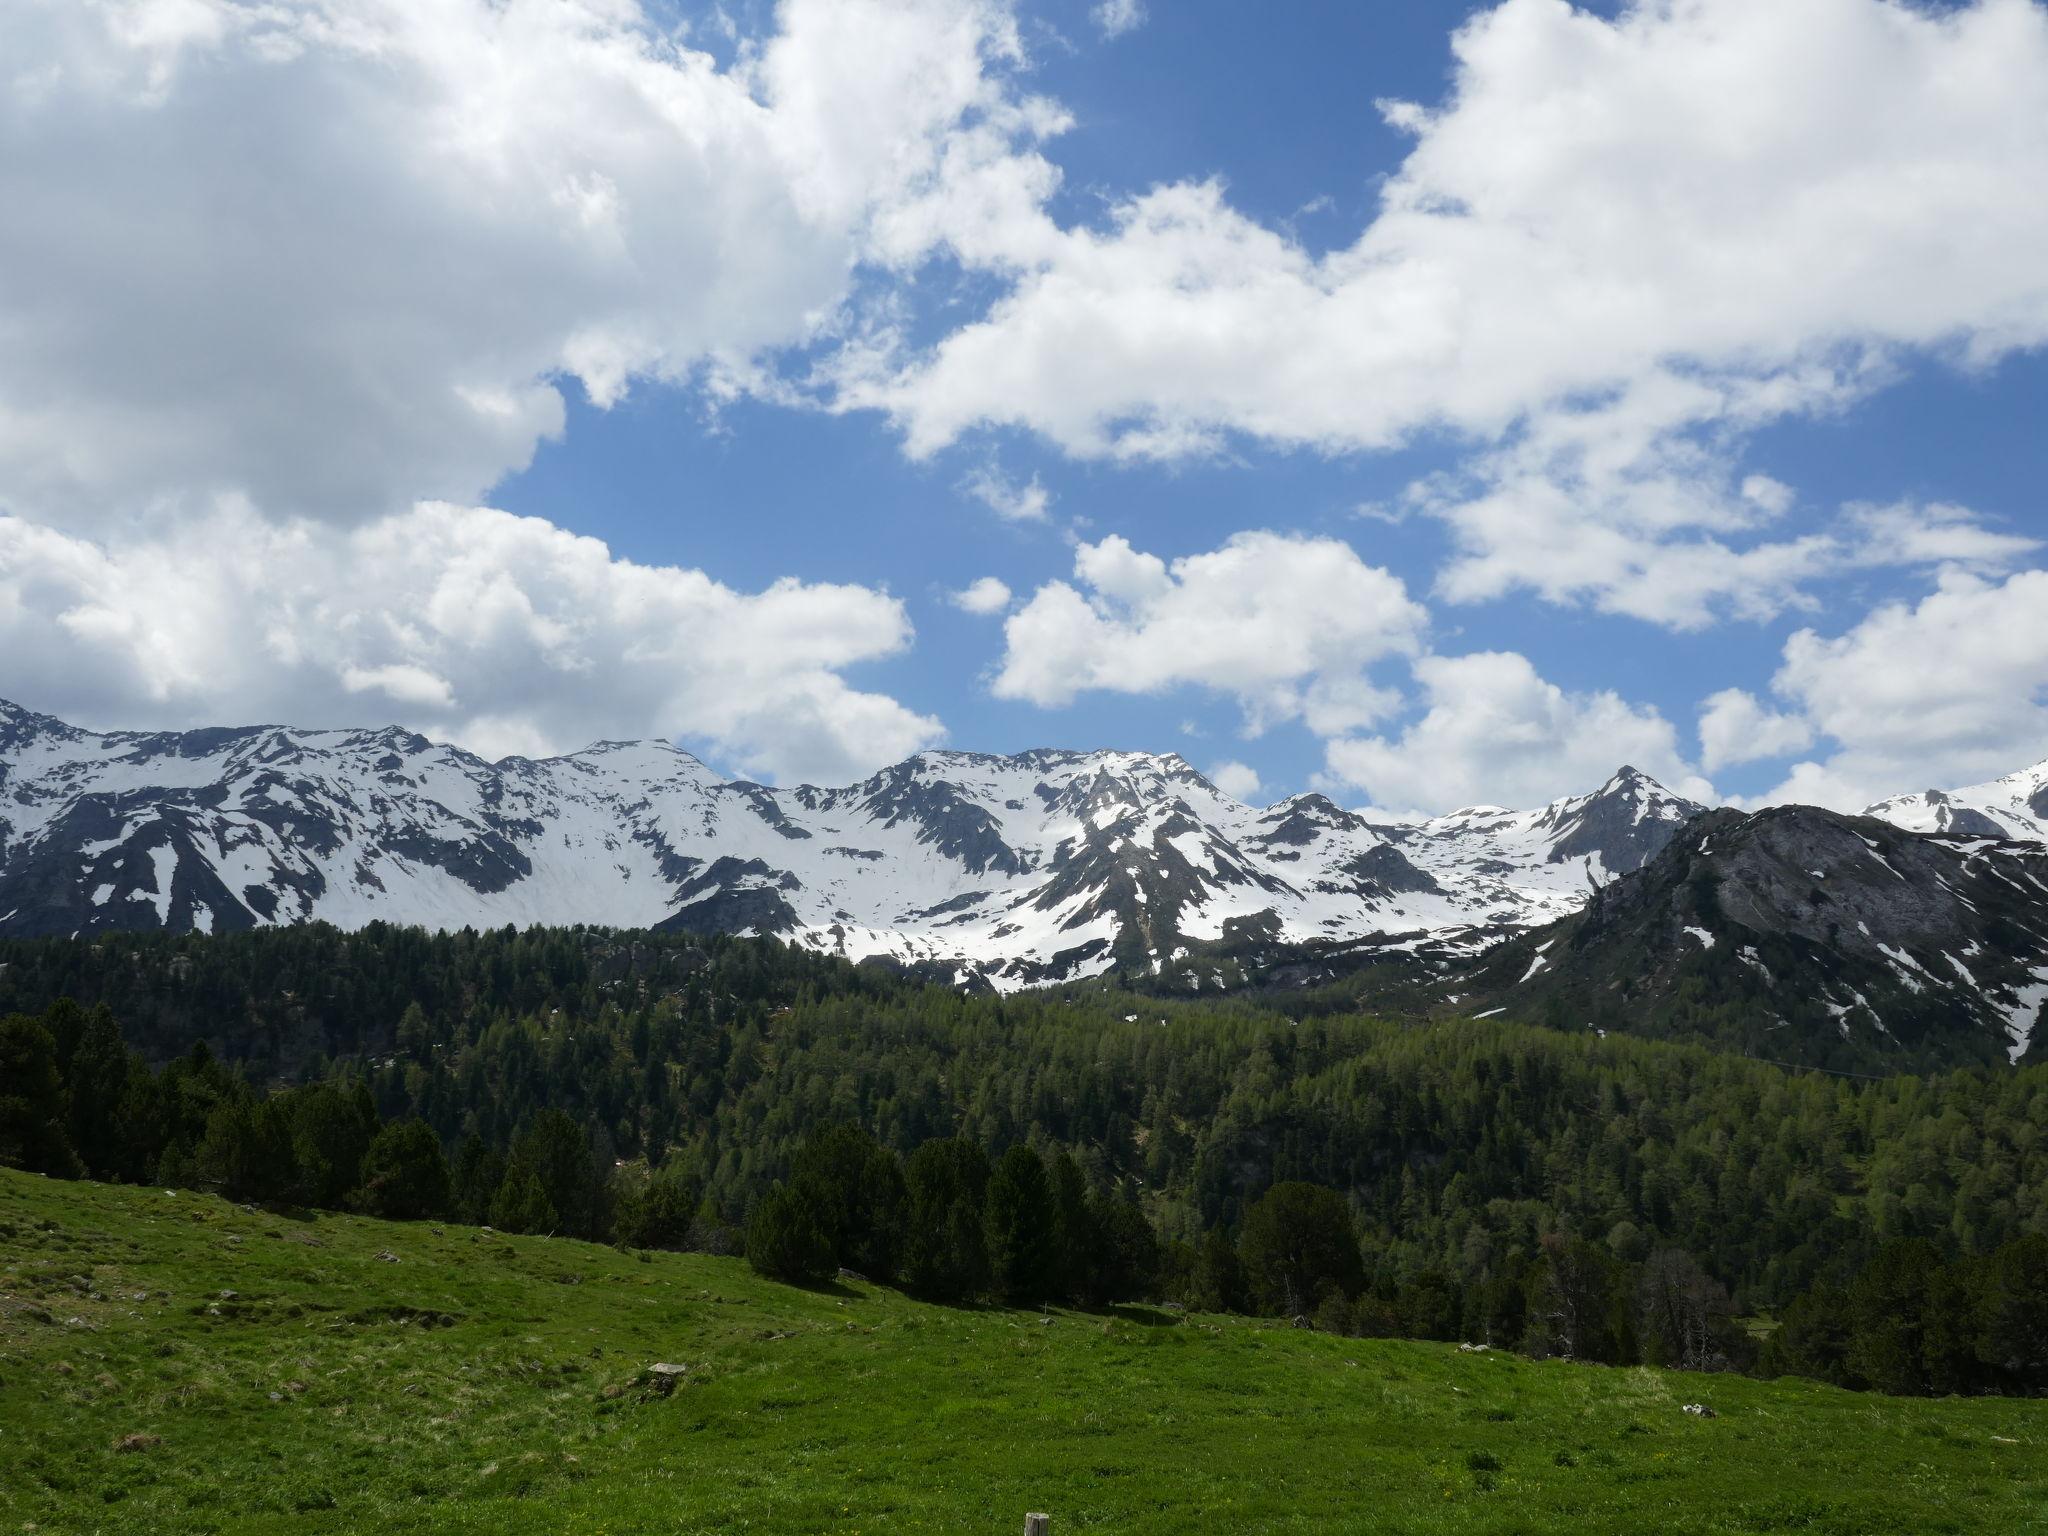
[1,0,2046,815]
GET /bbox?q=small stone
[217,1290,238,1301]
[268,1391,283,1403]
[375,1250,400,1264]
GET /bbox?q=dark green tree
[1848,1239,1941,1395]
[489,1168,557,1234]
[62,1006,130,1179]
[1045,1148,1095,1304]
[289,1082,377,1208]
[357,1119,451,1219]
[1089,1193,1161,1304]
[746,1181,833,1282]
[1239,1182,1363,1316]
[1976,1234,2048,1394]
[901,1138,990,1301]
[1188,1225,1247,1313]
[984,1145,1056,1304]
[500,1110,606,1239]
[0,1014,80,1176]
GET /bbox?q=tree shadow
[1103,1303,1183,1327]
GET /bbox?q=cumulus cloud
[0,0,1057,528]
[847,0,2048,622]
[1756,569,2048,809]
[951,575,1013,614]
[1323,651,1714,815]
[1207,759,1262,803]
[992,531,1426,734]
[1697,688,1815,773]
[0,501,940,784]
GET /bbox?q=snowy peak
[0,699,1709,989]
[1864,758,2048,845]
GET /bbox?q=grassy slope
[2,1170,2042,1536]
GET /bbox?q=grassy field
[2,1169,2042,1535]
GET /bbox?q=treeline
[2,923,2046,1397]
[7,999,2042,1397]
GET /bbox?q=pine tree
[1239,1183,1363,1317]
[746,1181,833,1282]
[984,1145,1056,1304]
[358,1119,451,1219]
[0,1014,80,1177]
[902,1138,990,1301]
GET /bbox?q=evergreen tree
[1524,1235,1626,1363]
[289,1082,377,1208]
[984,1145,1056,1304]
[0,1014,80,1176]
[358,1119,451,1219]
[62,1006,130,1179]
[502,1109,606,1239]
[1045,1148,1095,1304]
[1848,1239,1940,1395]
[490,1169,558,1234]
[1089,1193,1161,1304]
[1188,1225,1247,1314]
[1239,1183,1363,1316]
[451,1135,505,1225]
[745,1181,834,1282]
[901,1138,990,1301]
[1975,1233,2048,1394]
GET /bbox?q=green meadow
[2,1168,2042,1536]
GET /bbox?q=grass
[2,1168,2043,1535]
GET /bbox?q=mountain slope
[1864,758,2048,844]
[1440,806,2048,1071]
[0,700,1702,988]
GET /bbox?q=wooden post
[1025,1515,1050,1536]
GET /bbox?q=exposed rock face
[1446,807,2048,1071]
[0,699,1707,990]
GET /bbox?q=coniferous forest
[3,923,2044,1399]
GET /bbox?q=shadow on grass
[1104,1304,1183,1327]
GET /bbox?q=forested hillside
[4,924,2045,1398]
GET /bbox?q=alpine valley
[3,697,2046,1069]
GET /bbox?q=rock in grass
[1682,1403,1718,1418]
[637,1363,687,1397]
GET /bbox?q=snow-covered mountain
[1449,804,2048,1071]
[0,700,1704,989]
[1863,759,2048,845]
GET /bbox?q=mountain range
[2,697,2044,1067]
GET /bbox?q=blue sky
[2,0,2045,814]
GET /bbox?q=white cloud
[960,465,1053,522]
[1208,759,1262,802]
[0,0,1057,528]
[1756,568,2048,810]
[1092,0,1146,41]
[847,0,2048,622]
[992,531,1426,734]
[1697,688,1814,773]
[951,575,1013,614]
[0,500,940,784]
[1323,651,1714,815]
